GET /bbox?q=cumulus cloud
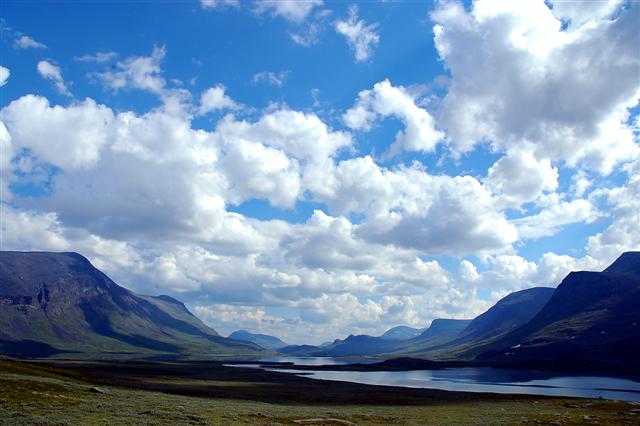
[512,196,599,240]
[308,156,517,256]
[0,122,13,201]
[37,61,72,97]
[335,5,380,62]
[2,95,111,169]
[0,66,9,87]
[431,0,640,173]
[13,35,47,49]
[255,0,323,23]
[95,46,167,95]
[457,252,602,298]
[587,162,640,265]
[198,85,237,114]
[344,79,443,157]
[216,109,352,162]
[356,171,518,255]
[0,204,144,277]
[485,148,558,207]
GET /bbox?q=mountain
[393,289,554,360]
[229,330,288,350]
[382,319,470,358]
[455,287,555,344]
[315,334,402,356]
[0,251,263,358]
[479,252,640,370]
[603,251,640,274]
[411,319,472,346]
[379,326,425,340]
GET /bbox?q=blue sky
[0,0,638,344]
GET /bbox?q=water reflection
[243,357,640,402]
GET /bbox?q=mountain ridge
[228,330,288,350]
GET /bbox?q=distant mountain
[291,252,640,370]
[0,251,263,358]
[456,287,555,344]
[411,319,471,346]
[229,330,287,350]
[315,334,402,356]
[479,252,640,370]
[379,326,425,340]
[385,289,554,360]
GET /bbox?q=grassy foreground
[1,359,639,425]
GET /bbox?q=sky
[0,0,638,345]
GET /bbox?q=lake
[237,357,640,402]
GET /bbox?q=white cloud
[198,85,237,115]
[570,170,592,198]
[255,0,323,23]
[587,162,640,265]
[219,136,302,208]
[485,148,558,207]
[0,122,13,202]
[74,51,118,63]
[193,304,288,338]
[0,205,70,251]
[37,61,72,97]
[335,5,380,62]
[95,46,166,95]
[310,156,517,256]
[13,35,47,49]
[431,0,640,173]
[512,195,599,240]
[0,94,349,239]
[457,252,601,296]
[213,109,351,207]
[252,70,289,87]
[344,79,443,157]
[216,109,351,162]
[357,172,518,255]
[0,66,9,87]
[200,0,239,9]
[549,0,625,29]
[1,95,112,169]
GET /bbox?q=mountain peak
[380,325,424,340]
[603,251,640,275]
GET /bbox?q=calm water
[257,356,377,365]
[244,357,640,402]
